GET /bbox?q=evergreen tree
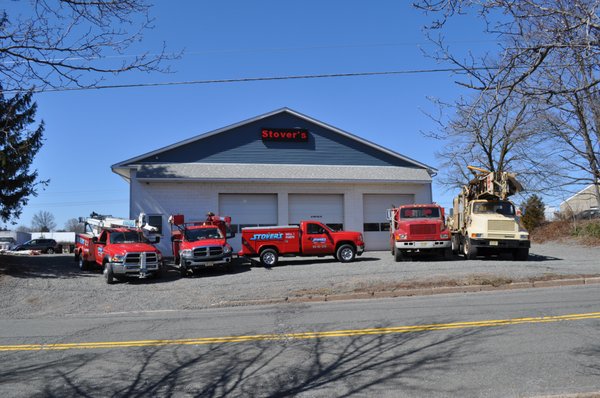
[0,87,45,222]
[521,195,545,232]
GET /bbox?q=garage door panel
[288,194,344,229]
[363,194,413,251]
[219,194,277,251]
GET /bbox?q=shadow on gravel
[0,254,96,280]
[527,253,562,262]
[244,256,380,270]
[0,321,491,397]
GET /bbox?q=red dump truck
[238,221,364,266]
[169,213,235,276]
[387,204,452,261]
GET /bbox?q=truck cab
[388,204,452,261]
[456,199,530,260]
[169,214,234,276]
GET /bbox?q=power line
[6,67,491,95]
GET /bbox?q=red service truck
[238,221,364,266]
[75,213,163,284]
[387,204,452,261]
[169,213,235,276]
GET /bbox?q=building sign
[261,128,309,142]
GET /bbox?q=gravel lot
[1,242,599,318]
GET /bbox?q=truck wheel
[463,238,478,260]
[104,263,115,285]
[513,248,529,261]
[394,247,403,262]
[46,248,55,254]
[78,255,88,271]
[260,249,278,267]
[337,244,356,263]
[451,235,460,255]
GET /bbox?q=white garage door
[219,194,278,251]
[288,194,344,230]
[363,194,413,251]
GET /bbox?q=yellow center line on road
[2,311,600,352]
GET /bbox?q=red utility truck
[238,221,364,266]
[387,204,452,261]
[75,213,163,284]
[169,213,235,276]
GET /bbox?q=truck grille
[409,224,437,235]
[193,246,223,258]
[124,252,158,265]
[488,220,516,232]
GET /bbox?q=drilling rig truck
[449,166,530,260]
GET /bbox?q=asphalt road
[1,284,600,397]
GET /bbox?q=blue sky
[6,0,511,229]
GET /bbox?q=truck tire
[513,248,529,261]
[260,249,278,267]
[78,255,88,271]
[104,263,115,285]
[260,249,279,267]
[463,238,478,260]
[394,247,404,262]
[451,235,460,255]
[46,248,55,254]
[337,244,356,263]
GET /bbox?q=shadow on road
[0,323,491,397]
[0,254,96,280]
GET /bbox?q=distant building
[560,185,600,214]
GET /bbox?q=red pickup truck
[238,221,364,266]
[76,228,163,284]
[387,204,452,261]
[169,213,234,276]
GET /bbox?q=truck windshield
[185,227,223,242]
[110,231,143,244]
[400,207,440,219]
[473,201,515,215]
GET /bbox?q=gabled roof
[112,107,436,179]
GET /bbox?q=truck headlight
[396,234,407,241]
[440,233,449,239]
[471,233,483,238]
[520,234,529,240]
[157,253,163,260]
[223,245,232,254]
[181,249,192,257]
[110,255,125,263]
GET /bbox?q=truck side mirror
[92,237,98,244]
[226,231,235,239]
[152,236,161,244]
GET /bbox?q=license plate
[417,242,428,247]
[490,241,498,246]
[205,262,214,267]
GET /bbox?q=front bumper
[395,240,451,250]
[470,238,530,249]
[357,245,365,255]
[181,253,232,268]
[110,262,160,276]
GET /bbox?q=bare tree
[0,0,176,92]
[31,210,56,232]
[64,218,83,233]
[414,0,600,207]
